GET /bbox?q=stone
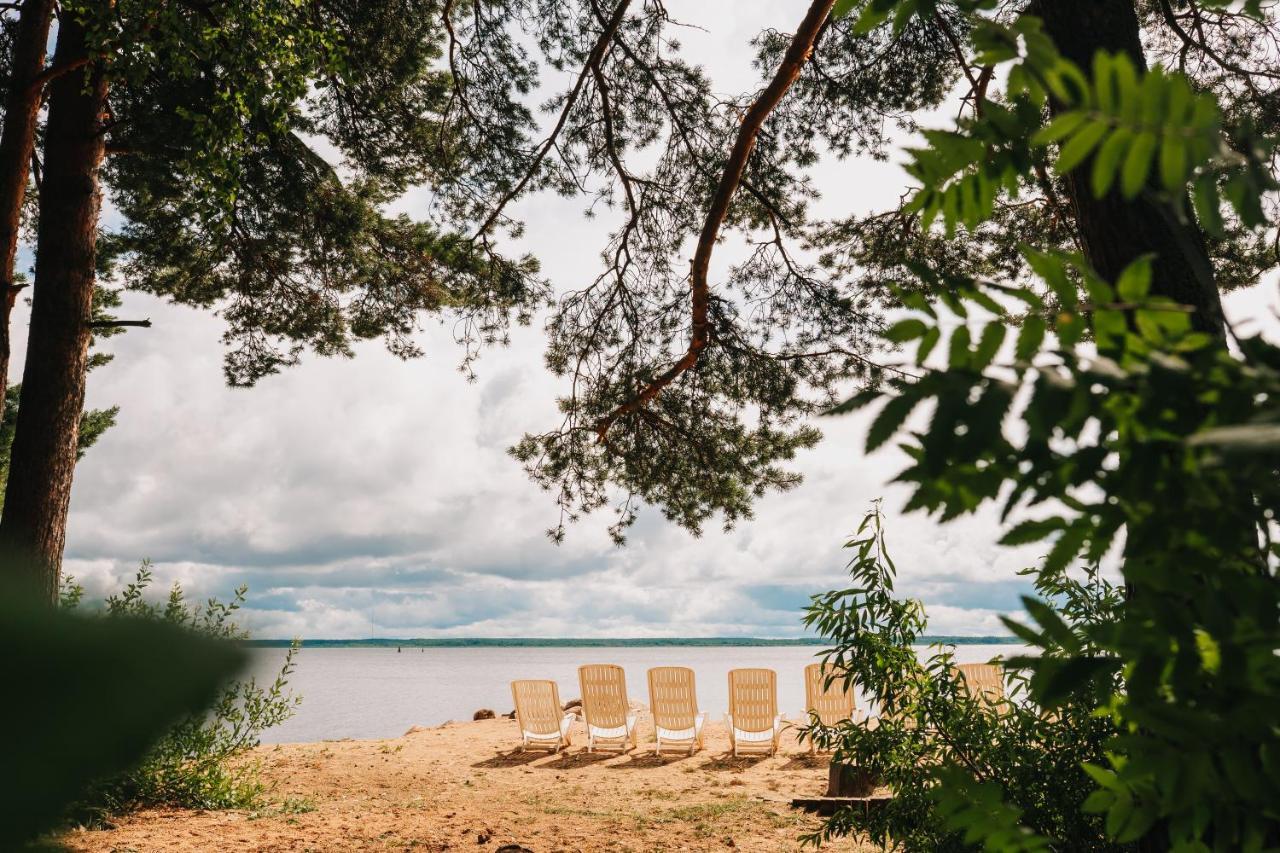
[473,709,497,720]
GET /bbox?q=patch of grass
[653,797,803,838]
[519,792,803,841]
[247,796,317,821]
[541,804,623,819]
[373,830,424,849]
[397,795,432,810]
[640,788,680,801]
[659,798,755,823]
[521,792,631,821]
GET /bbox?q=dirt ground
[59,716,878,853]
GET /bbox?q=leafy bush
[801,506,1121,850]
[849,246,1280,852]
[62,563,300,816]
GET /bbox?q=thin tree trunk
[0,0,57,407]
[1033,0,1225,337]
[0,11,107,600]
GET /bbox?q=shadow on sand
[536,749,618,770]
[474,745,820,773]
[470,749,550,769]
[697,753,775,772]
[603,750,698,770]
[780,754,827,771]
[472,747,620,770]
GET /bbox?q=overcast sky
[14,1,1279,639]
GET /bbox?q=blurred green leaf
[0,586,244,847]
[1121,131,1157,197]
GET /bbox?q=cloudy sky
[16,1,1279,639]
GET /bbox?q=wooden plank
[790,796,892,817]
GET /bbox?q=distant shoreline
[243,635,1017,648]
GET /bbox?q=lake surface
[249,644,1022,743]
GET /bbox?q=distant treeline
[243,636,1017,648]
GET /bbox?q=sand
[58,716,877,852]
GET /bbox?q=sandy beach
[60,716,875,852]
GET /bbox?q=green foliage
[0,581,243,849]
[27,0,545,387]
[931,768,1052,853]
[801,506,1120,850]
[854,249,1280,849]
[814,3,1280,850]
[822,0,1278,317]
[902,15,1276,239]
[62,564,300,816]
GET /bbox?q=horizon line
[244,634,1018,647]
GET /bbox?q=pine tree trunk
[0,0,57,406]
[1033,0,1225,336]
[1034,9,1236,852]
[0,12,106,600]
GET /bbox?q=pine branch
[87,319,152,329]
[471,0,634,238]
[593,0,838,443]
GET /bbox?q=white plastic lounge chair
[804,663,859,754]
[647,666,706,755]
[510,679,575,752]
[578,664,638,752]
[727,668,784,756]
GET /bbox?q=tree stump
[827,761,877,797]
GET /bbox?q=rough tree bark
[0,11,107,600]
[1033,9,1244,852]
[0,0,57,407]
[1033,0,1225,336]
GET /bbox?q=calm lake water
[248,644,1023,743]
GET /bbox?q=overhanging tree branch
[27,57,92,96]
[471,0,633,239]
[592,0,838,444]
[1155,0,1280,94]
[87,319,152,329]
